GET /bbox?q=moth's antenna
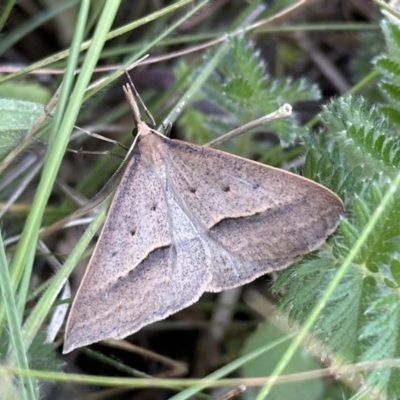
[122,84,142,127]
[124,71,156,127]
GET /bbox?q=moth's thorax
[138,129,167,177]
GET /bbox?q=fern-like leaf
[177,36,320,147]
[374,22,400,126]
[313,96,400,177]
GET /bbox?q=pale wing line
[165,144,278,231]
[164,189,214,292]
[164,156,323,293]
[93,164,183,334]
[164,181,230,282]
[96,161,173,287]
[166,146,328,261]
[139,152,213,306]
[162,157,232,268]
[99,155,207,295]
[166,154,313,268]
[78,249,176,349]
[163,156,263,274]
[167,145,283,225]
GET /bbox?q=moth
[63,85,344,353]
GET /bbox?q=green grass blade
[0,0,15,33]
[169,336,290,400]
[85,0,211,101]
[0,233,38,399]
[7,0,91,325]
[0,0,195,85]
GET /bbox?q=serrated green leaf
[339,219,359,245]
[374,134,385,154]
[353,196,370,228]
[369,184,383,207]
[28,332,64,372]
[392,148,400,165]
[366,294,399,313]
[383,278,397,289]
[381,82,400,103]
[303,148,318,179]
[390,259,400,286]
[375,56,400,78]
[384,21,400,57]
[273,24,400,397]
[380,105,400,125]
[178,37,319,148]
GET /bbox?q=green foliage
[177,36,320,148]
[304,95,400,181]
[352,30,385,101]
[0,99,48,159]
[274,21,400,400]
[28,333,64,372]
[375,22,400,125]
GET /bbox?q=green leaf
[178,36,320,148]
[0,99,47,158]
[0,80,51,104]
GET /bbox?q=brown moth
[63,85,345,353]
